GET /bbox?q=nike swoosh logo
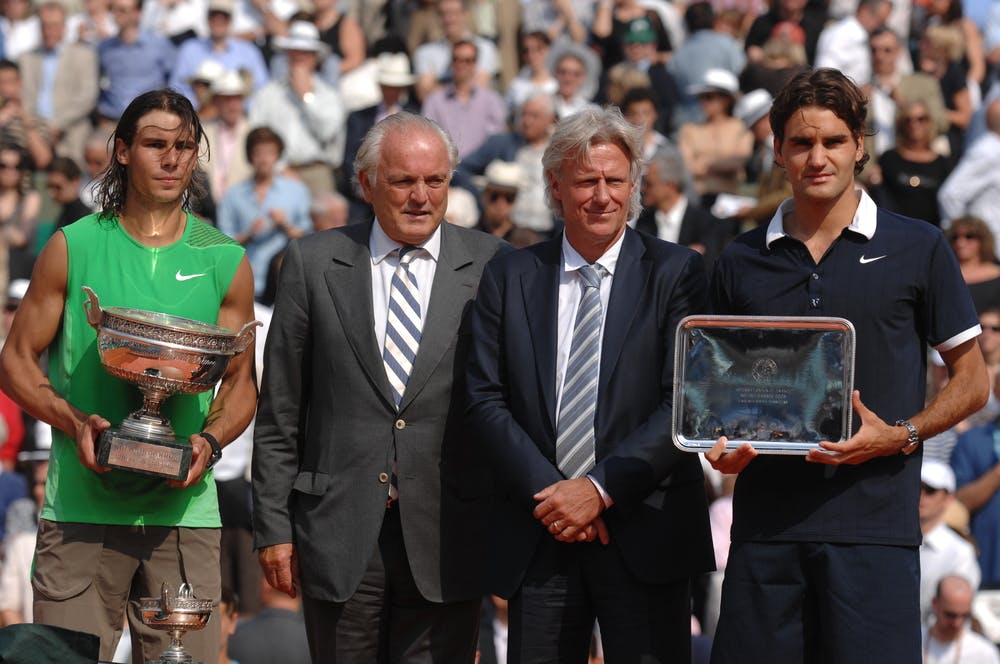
[859,255,886,264]
[175,270,207,281]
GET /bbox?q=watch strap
[894,419,920,455]
[199,431,223,468]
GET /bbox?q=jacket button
[378,472,389,483]
[395,419,406,430]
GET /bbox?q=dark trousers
[507,535,692,664]
[711,541,920,664]
[301,506,480,663]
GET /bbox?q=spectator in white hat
[730,88,791,227]
[202,69,253,203]
[677,68,753,207]
[343,52,420,222]
[249,20,345,198]
[476,159,542,247]
[185,59,226,121]
[919,459,981,621]
[168,0,270,107]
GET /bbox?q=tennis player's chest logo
[175,270,207,282]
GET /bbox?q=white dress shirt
[920,521,982,619]
[922,625,1000,664]
[939,131,1000,244]
[369,220,441,352]
[555,232,625,505]
[814,15,871,85]
[654,196,688,244]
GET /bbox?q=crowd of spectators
[0,0,998,660]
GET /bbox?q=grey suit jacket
[19,43,98,163]
[252,220,506,604]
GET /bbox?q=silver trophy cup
[82,286,259,480]
[137,582,213,664]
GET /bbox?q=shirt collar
[370,219,442,265]
[561,228,625,277]
[764,189,878,248]
[922,521,951,550]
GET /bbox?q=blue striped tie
[556,264,605,479]
[383,246,422,407]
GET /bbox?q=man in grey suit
[252,112,507,663]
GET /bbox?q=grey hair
[541,106,643,220]
[352,112,460,189]
[646,146,688,186]
[519,91,556,119]
[310,189,348,217]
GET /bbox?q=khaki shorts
[32,519,221,663]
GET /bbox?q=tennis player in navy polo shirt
[706,68,990,663]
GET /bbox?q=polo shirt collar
[765,189,878,248]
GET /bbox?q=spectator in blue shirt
[217,126,311,299]
[96,0,174,121]
[168,0,268,108]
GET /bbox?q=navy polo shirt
[711,191,979,546]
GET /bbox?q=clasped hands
[532,477,610,545]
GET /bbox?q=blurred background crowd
[0,0,998,660]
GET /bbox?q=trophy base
[97,429,192,481]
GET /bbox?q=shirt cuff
[587,475,614,508]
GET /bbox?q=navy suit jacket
[466,227,715,597]
[634,202,729,272]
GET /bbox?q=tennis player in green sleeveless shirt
[0,89,257,663]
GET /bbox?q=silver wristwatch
[894,419,920,455]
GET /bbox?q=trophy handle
[233,320,263,354]
[81,286,103,329]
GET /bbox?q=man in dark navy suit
[467,106,714,663]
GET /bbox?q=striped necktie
[383,246,422,407]
[556,263,605,479]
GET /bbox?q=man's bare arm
[809,338,988,464]
[172,256,258,488]
[0,233,98,464]
[955,462,1000,513]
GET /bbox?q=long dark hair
[95,88,209,221]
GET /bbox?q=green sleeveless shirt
[42,212,244,527]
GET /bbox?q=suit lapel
[600,229,650,397]
[323,222,395,407]
[398,223,477,411]
[522,240,561,437]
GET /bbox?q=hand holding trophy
[82,286,260,480]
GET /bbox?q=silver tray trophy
[82,286,260,480]
[673,315,856,455]
[137,582,213,664]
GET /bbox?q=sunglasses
[920,483,945,495]
[487,190,515,203]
